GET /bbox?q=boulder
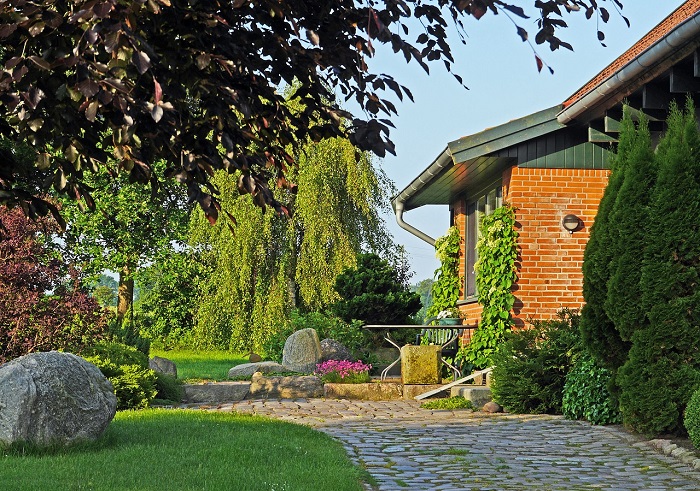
[483,401,503,413]
[320,338,354,362]
[282,328,322,373]
[0,351,117,446]
[227,361,286,379]
[249,372,324,399]
[149,356,177,378]
[248,353,262,363]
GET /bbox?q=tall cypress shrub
[617,100,700,434]
[579,112,633,369]
[605,110,656,344]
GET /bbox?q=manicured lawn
[0,409,371,491]
[151,349,248,381]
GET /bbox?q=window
[464,183,502,300]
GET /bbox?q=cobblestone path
[197,399,700,491]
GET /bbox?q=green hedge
[684,386,700,450]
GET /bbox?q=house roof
[394,0,700,217]
[563,0,700,109]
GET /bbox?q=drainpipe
[394,200,435,247]
[558,11,700,124]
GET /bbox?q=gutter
[558,10,700,124]
[391,148,453,247]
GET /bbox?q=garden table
[363,324,478,381]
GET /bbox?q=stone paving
[191,399,700,491]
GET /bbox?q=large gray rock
[320,338,354,362]
[227,361,285,379]
[282,328,322,373]
[249,372,324,399]
[149,356,177,378]
[0,351,117,446]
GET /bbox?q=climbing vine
[462,204,518,368]
[426,226,462,322]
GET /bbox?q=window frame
[462,181,503,303]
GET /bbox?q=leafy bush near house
[420,396,474,410]
[83,342,157,410]
[684,386,700,450]
[490,309,579,414]
[562,351,621,425]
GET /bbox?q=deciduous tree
[0,0,624,221]
[0,205,106,362]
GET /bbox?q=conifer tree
[617,100,700,434]
[604,110,656,344]
[579,111,633,369]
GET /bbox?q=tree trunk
[117,264,134,326]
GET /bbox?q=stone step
[182,379,458,402]
[182,381,250,403]
[450,385,492,407]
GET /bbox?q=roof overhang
[558,8,700,124]
[392,106,564,212]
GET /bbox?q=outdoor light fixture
[562,214,581,234]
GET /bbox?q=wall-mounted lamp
[562,214,581,234]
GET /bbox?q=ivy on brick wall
[426,226,462,322]
[461,204,518,368]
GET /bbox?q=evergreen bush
[684,386,700,450]
[604,110,656,344]
[490,309,579,414]
[562,351,621,425]
[83,341,157,410]
[332,253,421,325]
[153,371,184,403]
[618,100,700,435]
[579,111,632,370]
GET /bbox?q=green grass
[0,409,370,491]
[151,349,248,381]
[420,396,474,410]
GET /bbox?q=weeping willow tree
[189,135,398,352]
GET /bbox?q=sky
[365,1,687,282]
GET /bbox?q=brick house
[392,1,700,328]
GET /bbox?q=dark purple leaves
[132,51,151,75]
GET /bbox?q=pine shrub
[490,310,579,414]
[684,386,700,450]
[332,253,421,325]
[579,112,632,370]
[618,100,700,435]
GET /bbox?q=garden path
[191,399,700,491]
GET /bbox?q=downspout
[392,148,453,247]
[394,200,435,246]
[558,11,700,124]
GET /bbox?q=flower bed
[315,360,372,384]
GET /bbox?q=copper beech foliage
[0,206,107,362]
[0,0,624,223]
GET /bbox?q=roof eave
[558,10,700,124]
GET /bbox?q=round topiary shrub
[684,386,700,450]
[563,351,621,425]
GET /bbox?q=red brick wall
[504,166,608,327]
[453,166,608,330]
